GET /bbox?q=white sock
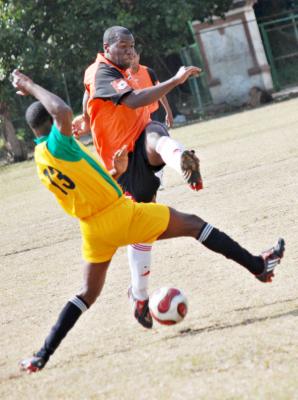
[127,243,152,300]
[155,136,184,174]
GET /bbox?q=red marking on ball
[157,288,181,313]
[178,302,187,317]
[150,311,177,325]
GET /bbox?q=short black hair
[103,26,132,45]
[25,101,52,130]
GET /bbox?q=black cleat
[19,354,47,373]
[256,238,285,282]
[128,287,153,329]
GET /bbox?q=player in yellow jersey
[11,70,285,373]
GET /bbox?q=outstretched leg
[19,261,110,373]
[158,208,285,280]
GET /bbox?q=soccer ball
[149,287,188,325]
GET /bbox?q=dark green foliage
[0,0,233,140]
[254,0,298,20]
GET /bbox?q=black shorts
[151,109,164,123]
[117,121,168,202]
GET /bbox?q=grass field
[1,98,298,400]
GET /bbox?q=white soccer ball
[149,287,188,325]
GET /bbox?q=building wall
[192,2,273,105]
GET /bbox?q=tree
[0,102,27,162]
[0,0,233,161]
[254,0,298,20]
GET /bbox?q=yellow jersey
[34,124,124,219]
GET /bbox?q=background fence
[259,14,298,90]
[180,43,212,116]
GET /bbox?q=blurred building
[191,0,271,106]
[190,0,298,106]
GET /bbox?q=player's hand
[112,145,128,177]
[173,66,202,85]
[10,69,33,96]
[72,114,90,139]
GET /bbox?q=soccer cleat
[19,354,47,373]
[128,287,153,329]
[181,150,203,191]
[256,238,285,282]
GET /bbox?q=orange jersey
[129,64,159,114]
[84,53,151,170]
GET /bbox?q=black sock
[197,223,264,275]
[36,295,89,362]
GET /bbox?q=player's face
[130,51,140,70]
[105,34,135,70]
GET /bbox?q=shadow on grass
[178,303,298,338]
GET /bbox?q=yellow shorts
[79,197,170,263]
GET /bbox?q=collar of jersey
[96,52,127,75]
[34,135,48,144]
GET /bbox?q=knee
[185,214,205,237]
[146,131,168,150]
[77,286,100,307]
[146,131,160,150]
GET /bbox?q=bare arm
[11,70,72,136]
[82,90,90,120]
[159,95,174,128]
[72,90,91,138]
[121,66,201,109]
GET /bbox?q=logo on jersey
[111,79,129,93]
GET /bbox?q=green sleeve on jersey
[47,124,82,161]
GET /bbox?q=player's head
[25,101,53,137]
[103,26,135,70]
